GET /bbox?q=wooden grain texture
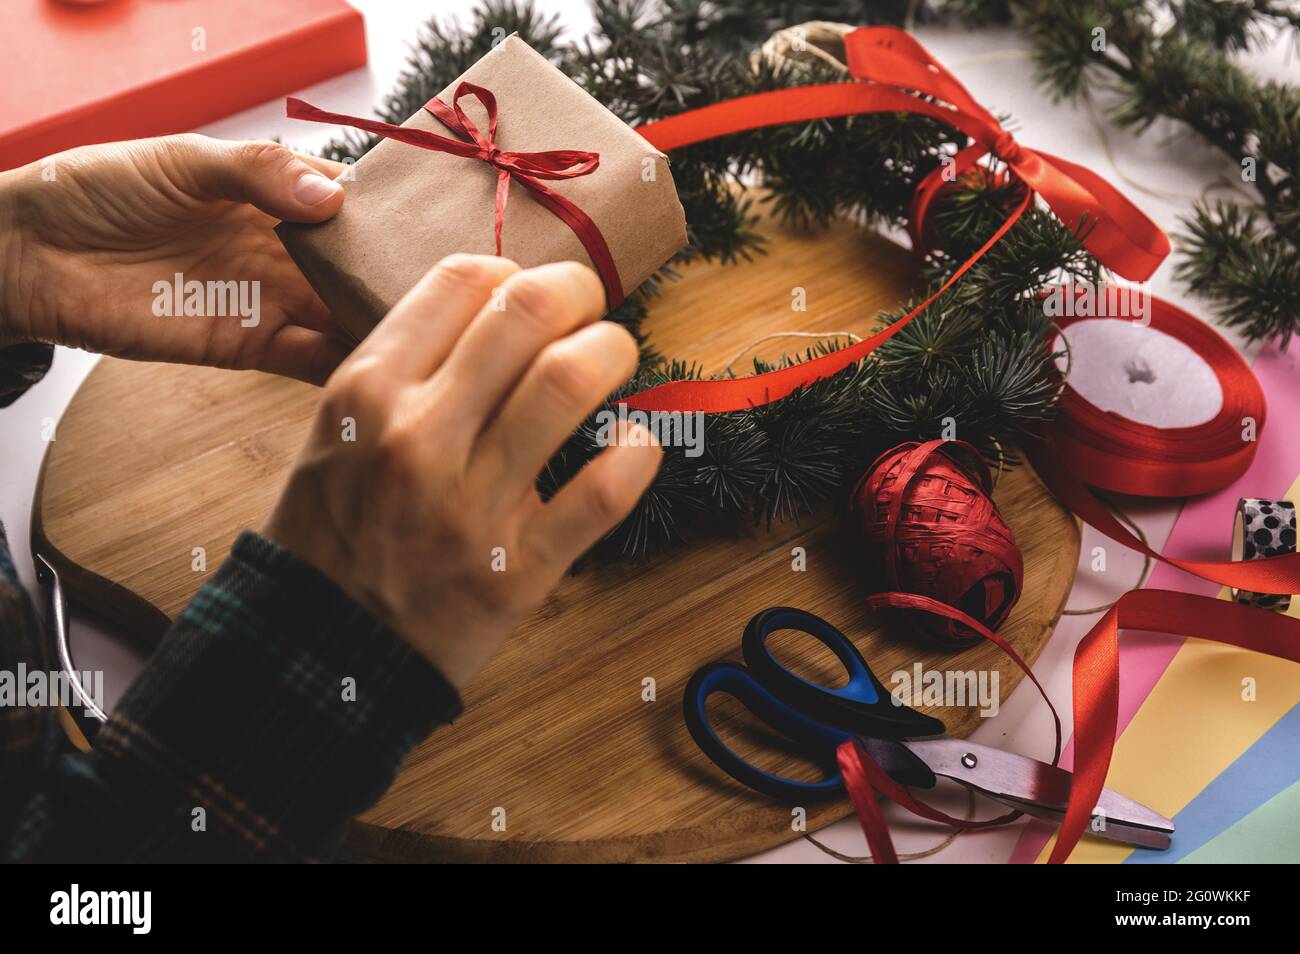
[34,198,1080,863]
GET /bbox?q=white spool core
[1053,319,1223,428]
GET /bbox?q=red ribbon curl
[852,440,1023,648]
[285,83,626,308]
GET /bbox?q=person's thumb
[161,135,346,223]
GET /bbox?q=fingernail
[294,171,342,205]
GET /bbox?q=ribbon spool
[1049,295,1266,497]
[1231,497,1297,612]
[848,440,1023,649]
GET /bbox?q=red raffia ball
[848,440,1023,649]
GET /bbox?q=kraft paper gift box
[277,35,687,342]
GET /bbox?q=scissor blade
[984,793,1172,850]
[903,737,1174,850]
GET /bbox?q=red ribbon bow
[846,30,1168,280]
[285,83,626,307]
[625,26,1171,413]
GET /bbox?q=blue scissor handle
[741,607,946,740]
[683,662,936,802]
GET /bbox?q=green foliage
[1178,201,1300,346]
[974,0,1300,347]
[323,0,1095,556]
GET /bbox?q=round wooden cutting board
[33,201,1080,863]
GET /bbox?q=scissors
[683,607,1174,850]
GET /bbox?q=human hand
[0,135,351,384]
[263,254,661,688]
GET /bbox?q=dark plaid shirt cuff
[6,530,461,862]
[0,342,53,407]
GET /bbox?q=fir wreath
[315,1,1110,557]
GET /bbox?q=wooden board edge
[31,445,175,646]
[1004,461,1083,676]
[342,810,828,864]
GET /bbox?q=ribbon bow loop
[991,129,1024,165]
[433,82,500,155]
[840,26,1168,282]
[844,27,1000,130]
[428,82,602,181]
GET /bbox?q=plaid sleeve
[0,523,56,818]
[5,530,461,862]
[0,342,53,407]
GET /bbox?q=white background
[3,0,1295,863]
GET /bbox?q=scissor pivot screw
[960,752,978,769]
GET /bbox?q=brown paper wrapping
[277,35,687,341]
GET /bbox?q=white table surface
[3,0,1294,863]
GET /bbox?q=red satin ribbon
[1049,589,1300,863]
[1045,296,1266,498]
[285,83,626,308]
[1024,293,1300,859]
[1030,450,1300,592]
[623,25,1170,414]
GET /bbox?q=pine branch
[321,0,1074,558]
[982,0,1300,345]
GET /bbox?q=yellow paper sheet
[1036,475,1300,863]
[1033,634,1298,862]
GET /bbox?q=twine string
[803,786,977,863]
[722,330,864,375]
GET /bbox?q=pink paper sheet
[1011,340,1300,863]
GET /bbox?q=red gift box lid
[1,0,367,170]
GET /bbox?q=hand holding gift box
[278,35,687,342]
